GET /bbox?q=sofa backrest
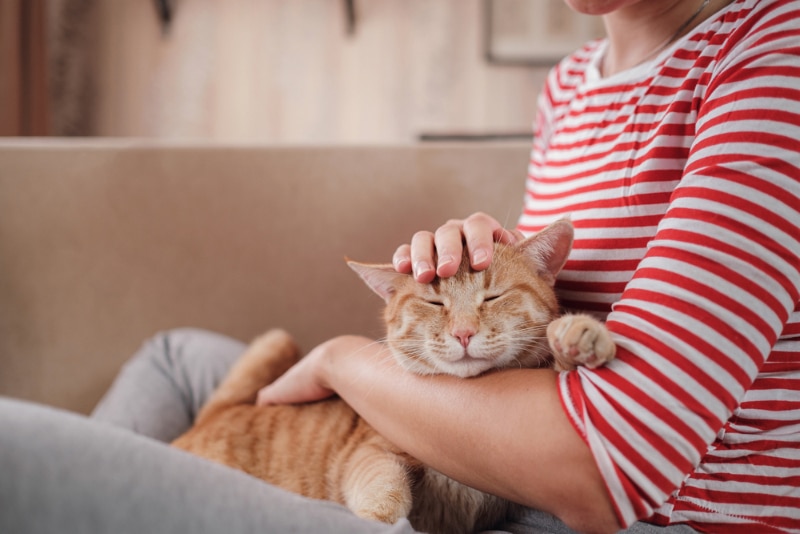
[0,141,530,413]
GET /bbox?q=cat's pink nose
[452,329,474,348]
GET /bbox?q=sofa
[0,140,530,414]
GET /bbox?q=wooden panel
[86,0,549,141]
[0,0,50,136]
[0,1,22,135]
[22,0,51,135]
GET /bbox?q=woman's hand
[392,212,523,283]
[256,335,378,406]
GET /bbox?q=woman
[2,0,797,533]
[259,0,800,531]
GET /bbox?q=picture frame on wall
[485,0,606,65]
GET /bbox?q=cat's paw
[547,314,615,372]
[350,487,412,525]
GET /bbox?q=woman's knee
[139,328,246,377]
[92,328,248,440]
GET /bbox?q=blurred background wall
[1,0,604,142]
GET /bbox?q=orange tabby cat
[172,219,615,534]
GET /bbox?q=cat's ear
[347,260,408,302]
[517,218,574,286]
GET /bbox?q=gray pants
[0,328,693,534]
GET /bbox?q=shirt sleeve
[558,8,800,526]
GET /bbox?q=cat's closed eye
[425,299,445,307]
[483,295,502,303]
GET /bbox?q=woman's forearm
[321,338,620,533]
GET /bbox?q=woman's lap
[3,328,694,533]
[0,396,416,534]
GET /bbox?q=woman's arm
[258,336,621,534]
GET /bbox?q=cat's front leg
[546,314,616,372]
[340,444,414,524]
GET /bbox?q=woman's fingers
[392,243,413,274]
[495,227,525,246]
[462,212,521,271]
[409,231,437,282]
[392,212,521,281]
[462,214,495,271]
[434,221,465,278]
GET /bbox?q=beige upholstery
[0,140,530,414]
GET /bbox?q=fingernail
[414,261,433,279]
[472,249,488,265]
[394,257,410,271]
[437,254,455,270]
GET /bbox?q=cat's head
[348,219,573,378]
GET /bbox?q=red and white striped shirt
[518,0,800,531]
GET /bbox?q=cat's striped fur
[173,219,613,533]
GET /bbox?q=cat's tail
[195,329,301,424]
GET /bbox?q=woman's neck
[600,0,729,77]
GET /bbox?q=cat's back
[173,398,385,501]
